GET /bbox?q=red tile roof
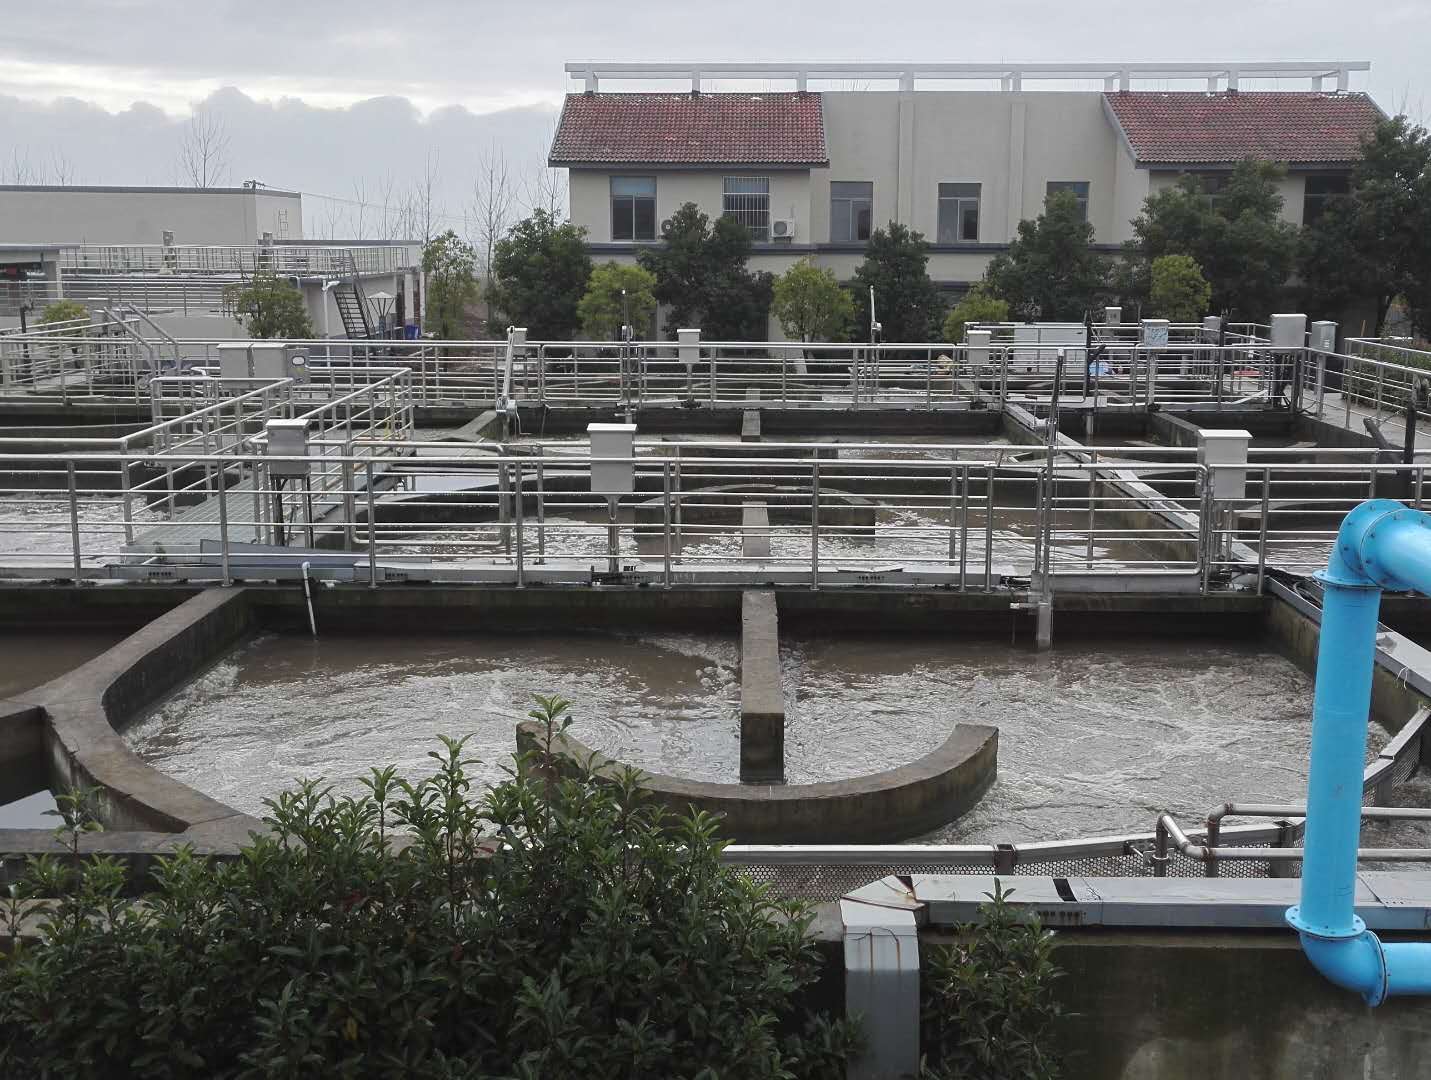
[549,92,828,167]
[1105,91,1381,166]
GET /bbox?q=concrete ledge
[515,719,997,843]
[24,588,260,837]
[741,502,772,561]
[740,589,783,783]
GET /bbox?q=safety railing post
[514,460,524,588]
[67,460,83,580]
[365,459,378,588]
[1256,467,1271,594]
[217,463,232,587]
[662,461,673,588]
[810,459,821,590]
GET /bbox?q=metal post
[66,460,82,580]
[217,466,232,587]
[341,440,356,551]
[662,461,673,587]
[536,454,546,563]
[958,465,969,590]
[365,460,378,588]
[810,459,821,590]
[984,463,995,587]
[514,461,524,587]
[1256,468,1271,594]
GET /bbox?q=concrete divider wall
[24,588,260,838]
[740,590,783,783]
[515,719,997,843]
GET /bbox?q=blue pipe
[1287,499,1431,1004]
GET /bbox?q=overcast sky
[1,1,1426,237]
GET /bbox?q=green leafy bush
[920,884,1065,1080]
[38,299,89,325]
[942,285,1010,343]
[0,697,856,1078]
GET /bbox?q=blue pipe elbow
[1295,926,1388,1007]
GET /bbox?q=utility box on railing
[966,328,992,367]
[1140,319,1170,348]
[264,419,312,479]
[250,343,287,380]
[1104,306,1122,325]
[1202,315,1223,338]
[1270,313,1307,349]
[678,328,701,369]
[508,326,528,355]
[1310,320,1338,353]
[1198,429,1251,501]
[588,422,636,495]
[218,343,251,379]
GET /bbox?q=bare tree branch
[178,110,231,188]
[469,144,515,281]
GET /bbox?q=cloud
[0,87,561,239]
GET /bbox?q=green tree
[0,702,858,1077]
[1126,159,1298,321]
[637,202,774,339]
[849,221,944,341]
[420,229,479,339]
[1299,117,1431,336]
[37,299,88,325]
[771,258,854,342]
[578,262,657,340]
[486,209,593,339]
[223,272,314,339]
[983,190,1109,321]
[920,884,1065,1079]
[941,284,1010,342]
[1148,254,1212,322]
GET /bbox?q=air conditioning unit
[770,218,797,240]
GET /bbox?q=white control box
[678,328,701,368]
[250,343,287,380]
[265,419,312,478]
[588,422,636,495]
[217,343,251,379]
[966,328,992,367]
[1310,320,1338,352]
[1141,319,1170,348]
[1198,429,1252,501]
[1104,306,1122,325]
[1270,313,1307,349]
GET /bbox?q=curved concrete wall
[16,588,260,841]
[515,719,998,843]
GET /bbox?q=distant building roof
[0,184,301,197]
[549,92,829,167]
[1104,91,1381,167]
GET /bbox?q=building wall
[1111,143,1150,241]
[0,187,304,245]
[1148,170,1313,227]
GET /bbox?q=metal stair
[333,284,371,339]
[333,249,374,339]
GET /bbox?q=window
[1303,174,1351,225]
[830,181,873,243]
[722,176,771,241]
[937,183,981,243]
[611,176,656,241]
[1190,173,1231,209]
[1046,180,1090,221]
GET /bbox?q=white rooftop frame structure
[566,59,1371,94]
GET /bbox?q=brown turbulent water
[118,628,1388,848]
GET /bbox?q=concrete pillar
[740,409,761,442]
[742,501,772,561]
[740,589,785,784]
[1006,101,1027,237]
[896,92,915,225]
